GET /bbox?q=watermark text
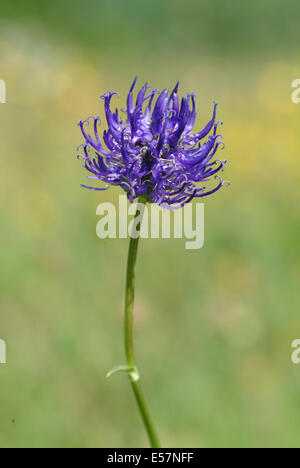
[96,195,204,250]
[0,340,6,364]
[291,339,300,364]
[0,79,6,104]
[291,79,300,104]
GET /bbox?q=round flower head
[78,77,228,208]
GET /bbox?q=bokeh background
[0,0,300,448]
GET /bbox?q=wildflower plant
[78,77,228,447]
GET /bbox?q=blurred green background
[0,0,300,448]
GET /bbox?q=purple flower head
[78,77,228,208]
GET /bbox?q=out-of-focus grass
[0,21,300,448]
[1,0,300,59]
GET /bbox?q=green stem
[124,198,161,448]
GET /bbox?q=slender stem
[124,198,161,448]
